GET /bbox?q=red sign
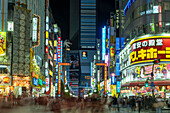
[58,37,61,62]
[130,37,170,64]
[45,46,48,53]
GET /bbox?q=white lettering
[142,41,148,47]
[137,42,142,49]
[149,40,155,46]
[133,43,136,50]
[156,39,163,46]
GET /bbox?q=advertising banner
[0,32,6,56]
[134,64,170,80]
[130,36,170,65]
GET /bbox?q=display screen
[70,53,79,69]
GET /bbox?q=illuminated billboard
[117,81,121,93]
[58,37,61,62]
[32,14,40,47]
[130,36,170,65]
[0,32,6,56]
[102,26,106,60]
[7,21,14,31]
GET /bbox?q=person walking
[112,95,118,112]
[137,96,142,113]
[131,96,136,111]
[117,95,121,112]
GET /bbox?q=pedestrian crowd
[1,93,170,113]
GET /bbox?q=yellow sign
[54,40,57,47]
[130,37,170,65]
[0,32,6,56]
[49,70,53,76]
[46,31,48,38]
[110,85,117,96]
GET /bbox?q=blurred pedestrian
[117,95,121,112]
[131,96,136,111]
[137,96,142,113]
[108,96,112,111]
[81,98,84,110]
[112,95,118,112]
[127,97,131,112]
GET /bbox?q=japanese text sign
[130,36,170,65]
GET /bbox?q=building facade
[119,0,170,97]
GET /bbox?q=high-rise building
[69,0,97,96]
[80,0,96,49]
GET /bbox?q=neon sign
[58,37,61,62]
[102,26,106,60]
[124,0,136,16]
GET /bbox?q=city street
[1,0,170,113]
[0,105,170,113]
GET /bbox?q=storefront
[120,35,170,98]
[13,76,30,97]
[0,73,11,97]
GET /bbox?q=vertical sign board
[57,37,61,83]
[91,62,93,88]
[46,78,49,92]
[0,32,6,56]
[7,21,14,31]
[117,81,121,93]
[102,26,106,60]
[32,17,38,42]
[45,16,50,95]
[116,63,120,76]
[58,37,61,62]
[111,73,115,85]
[61,41,63,79]
[58,63,61,95]
[104,65,107,95]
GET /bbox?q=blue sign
[102,26,106,60]
[116,38,120,51]
[117,81,121,93]
[91,62,93,87]
[111,73,115,85]
[121,37,125,49]
[116,63,120,76]
[43,81,46,85]
[33,78,38,86]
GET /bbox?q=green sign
[39,78,42,86]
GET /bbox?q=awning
[130,81,145,86]
[121,80,170,87]
[121,83,130,87]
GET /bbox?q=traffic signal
[153,59,160,64]
[145,80,149,87]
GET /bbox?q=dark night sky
[50,0,115,41]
